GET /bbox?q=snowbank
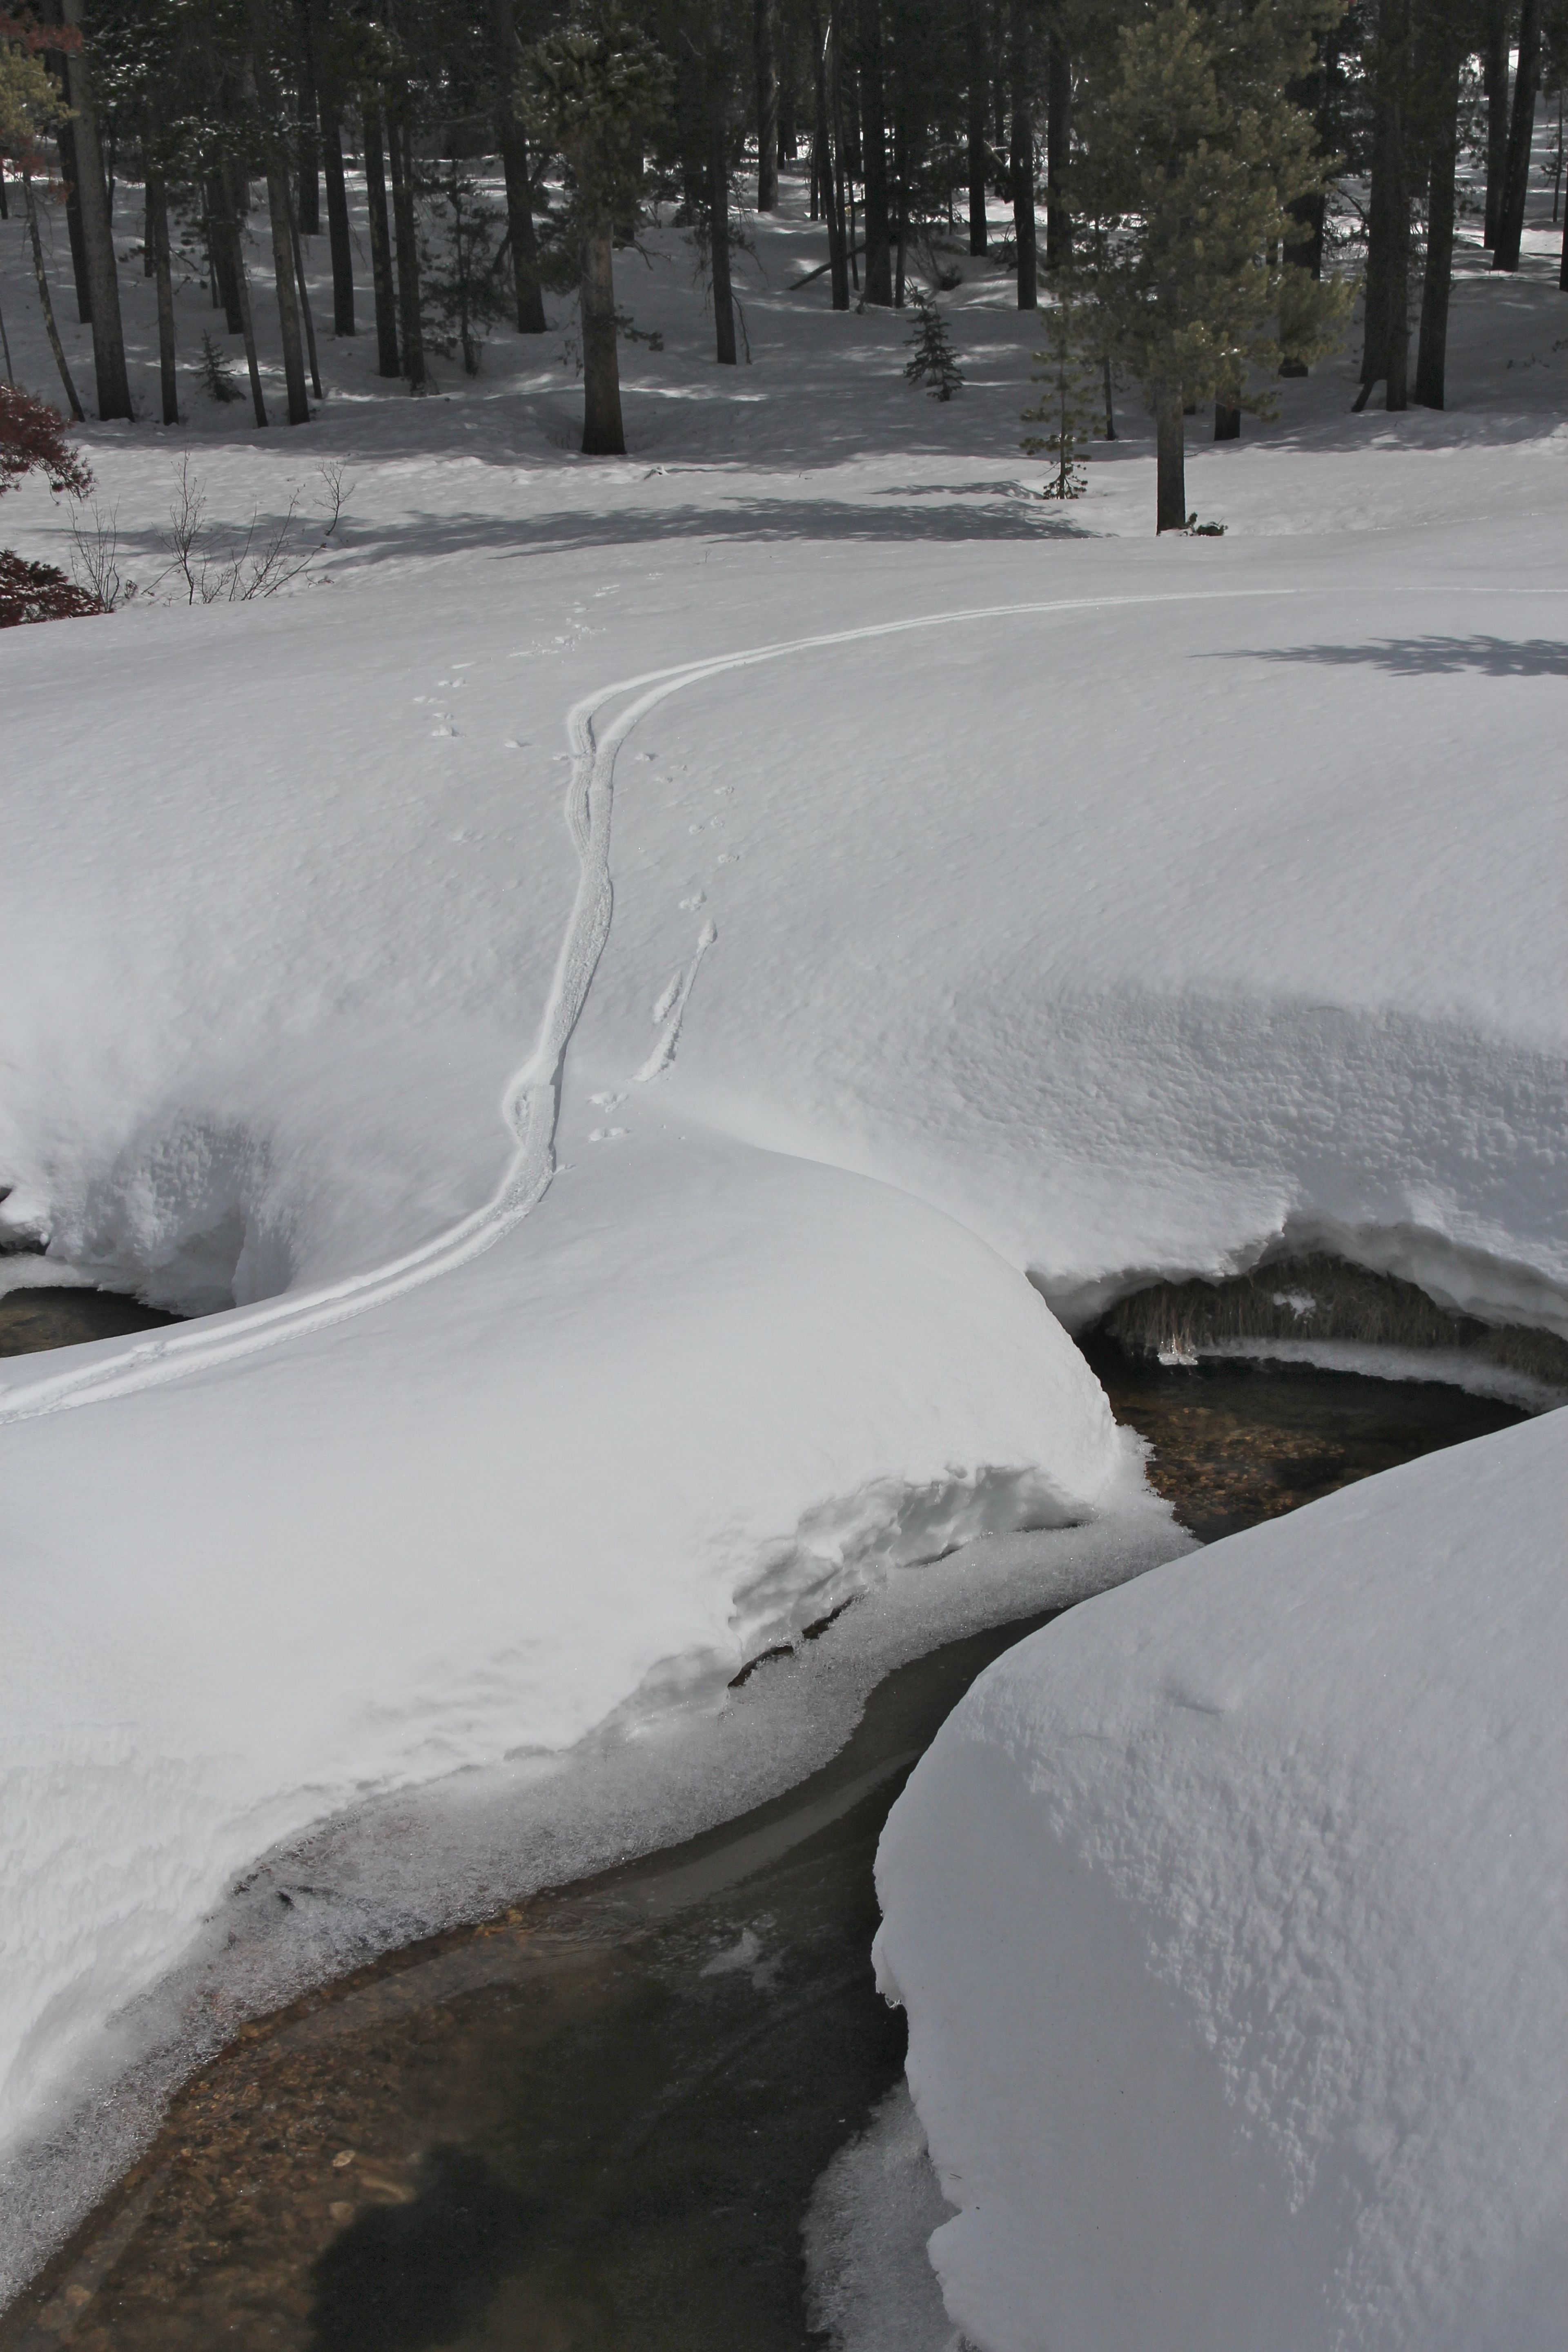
[873,1410,1568,2352]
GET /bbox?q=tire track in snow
[0,588,1295,1427]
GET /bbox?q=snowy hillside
[1,165,1565,2303]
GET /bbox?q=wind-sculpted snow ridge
[872,1412,1568,2352]
[0,587,1290,1431]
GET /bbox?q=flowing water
[0,1319,1532,2352]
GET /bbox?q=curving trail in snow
[0,589,1293,1428]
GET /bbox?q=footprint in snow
[588,1091,626,1110]
[679,892,705,911]
[651,974,683,1023]
[588,1126,628,1143]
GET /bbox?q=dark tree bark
[291,208,323,396]
[320,98,356,332]
[1214,400,1241,439]
[1156,400,1186,531]
[965,0,989,253]
[1481,0,1511,248]
[1492,0,1541,270]
[812,1,850,305]
[386,111,427,387]
[491,0,547,332]
[1358,0,1410,410]
[55,119,92,321]
[1415,42,1460,407]
[21,168,85,419]
[580,229,626,454]
[295,0,321,234]
[1045,13,1071,270]
[267,167,312,422]
[710,94,737,362]
[858,0,892,302]
[207,172,244,330]
[147,171,179,424]
[755,0,780,209]
[59,0,132,419]
[1009,0,1037,309]
[362,105,400,374]
[215,176,269,425]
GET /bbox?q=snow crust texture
[873,1412,1568,2352]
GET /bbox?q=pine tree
[1072,0,1350,532]
[423,163,509,376]
[198,327,243,403]
[1020,298,1098,496]
[904,287,964,399]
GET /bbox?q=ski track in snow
[0,588,1307,1427]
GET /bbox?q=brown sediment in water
[0,1352,1532,2352]
[0,1286,181,1358]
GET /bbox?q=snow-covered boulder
[873,1410,1568,2352]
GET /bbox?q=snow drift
[873,1410,1568,2352]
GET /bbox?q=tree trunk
[1214,400,1241,439]
[1492,0,1541,271]
[321,100,356,333]
[295,0,321,234]
[710,98,737,362]
[1481,0,1510,249]
[59,0,132,419]
[266,167,311,423]
[755,0,780,209]
[1045,15,1071,270]
[813,3,850,307]
[207,173,244,330]
[580,228,626,454]
[965,0,989,254]
[363,105,401,375]
[1009,0,1037,309]
[56,119,92,321]
[1359,0,1410,410]
[22,169,85,419]
[387,111,427,387]
[291,209,323,396]
[1414,45,1460,408]
[858,0,892,302]
[491,0,547,332]
[1156,399,1186,532]
[148,171,179,425]
[218,182,269,426]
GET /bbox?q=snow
[1,145,1566,2300]
[872,1412,1568,2352]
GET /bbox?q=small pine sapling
[904,288,963,400]
[423,163,509,376]
[1021,300,1100,498]
[197,329,242,404]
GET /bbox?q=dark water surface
[0,1285,180,1357]
[2,1347,1528,2352]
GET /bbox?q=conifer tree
[904,286,963,397]
[1020,296,1098,494]
[1073,0,1349,532]
[520,8,674,456]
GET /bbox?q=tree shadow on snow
[1214,635,1568,679]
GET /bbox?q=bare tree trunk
[1415,44,1460,407]
[291,207,323,396]
[363,103,401,375]
[1481,0,1510,249]
[710,95,737,362]
[22,168,85,419]
[1492,0,1541,270]
[580,228,626,454]
[1009,0,1037,309]
[1214,400,1241,439]
[386,111,427,387]
[858,0,892,302]
[1358,0,1410,411]
[266,167,311,422]
[813,3,850,306]
[59,0,133,419]
[1156,399,1186,532]
[1045,13,1071,270]
[755,0,780,209]
[491,0,547,332]
[216,175,269,425]
[320,98,356,332]
[207,172,244,330]
[965,0,989,254]
[148,170,179,424]
[295,0,321,234]
[56,119,92,321]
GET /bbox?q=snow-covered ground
[1,150,1565,2308]
[872,1411,1568,2352]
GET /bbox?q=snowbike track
[4,578,1519,1428]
